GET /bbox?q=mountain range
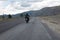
[0,5,60,18]
[21,6,60,16]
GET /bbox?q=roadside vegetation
[40,14,60,24]
[40,14,60,34]
[0,14,24,23]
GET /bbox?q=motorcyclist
[25,13,30,23]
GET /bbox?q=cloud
[3,2,29,15]
[14,0,43,8]
[21,3,31,7]
[15,0,43,2]
[0,1,6,15]
[0,0,60,15]
[0,0,7,1]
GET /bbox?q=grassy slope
[40,14,60,34]
[40,15,60,24]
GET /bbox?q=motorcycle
[25,17,29,23]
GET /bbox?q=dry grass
[0,18,21,24]
[40,14,60,34]
[40,15,60,24]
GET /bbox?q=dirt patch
[49,21,58,24]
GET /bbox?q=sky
[0,0,60,15]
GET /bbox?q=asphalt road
[0,17,59,40]
[0,18,24,33]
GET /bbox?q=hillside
[40,14,60,36]
[0,6,60,17]
[21,6,60,16]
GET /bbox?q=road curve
[0,17,53,40]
